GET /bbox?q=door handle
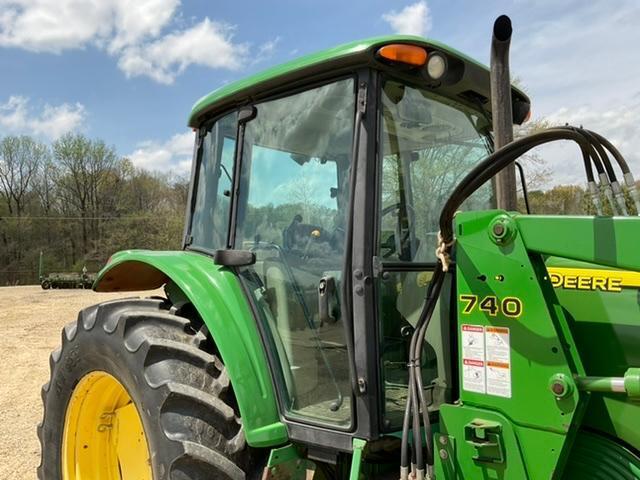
[318,275,338,325]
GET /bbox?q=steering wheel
[381,202,416,218]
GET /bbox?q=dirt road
[0,286,162,480]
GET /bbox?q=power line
[0,215,177,220]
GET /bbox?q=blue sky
[1,0,638,184]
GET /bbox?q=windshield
[377,78,493,429]
[379,79,493,264]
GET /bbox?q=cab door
[233,77,357,428]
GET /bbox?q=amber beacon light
[377,44,428,66]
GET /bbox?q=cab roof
[188,35,529,128]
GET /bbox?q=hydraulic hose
[401,129,597,477]
[399,375,413,479]
[567,127,602,180]
[400,304,423,476]
[581,129,639,214]
[559,126,603,212]
[409,364,424,474]
[556,125,640,215]
[588,130,631,173]
[576,128,618,214]
[400,126,633,478]
[412,268,444,465]
[439,128,598,242]
[514,161,531,214]
[589,134,618,182]
[400,265,445,479]
[571,132,603,214]
[557,126,624,214]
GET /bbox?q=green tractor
[39,16,640,480]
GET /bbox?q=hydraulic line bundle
[399,125,638,479]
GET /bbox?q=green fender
[93,249,288,448]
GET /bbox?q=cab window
[377,78,492,428]
[237,78,356,426]
[190,112,237,250]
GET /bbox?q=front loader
[39,15,640,480]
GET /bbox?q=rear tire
[38,297,265,479]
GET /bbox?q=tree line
[0,134,188,285]
[1,132,636,286]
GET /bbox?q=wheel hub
[62,371,152,480]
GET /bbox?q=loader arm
[435,211,640,479]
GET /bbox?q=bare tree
[52,134,119,255]
[0,136,47,216]
[33,158,57,216]
[0,136,49,270]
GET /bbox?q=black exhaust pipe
[490,15,518,210]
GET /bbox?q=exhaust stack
[490,15,518,210]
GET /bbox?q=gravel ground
[0,286,162,480]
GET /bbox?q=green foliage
[0,133,187,285]
[1,126,631,285]
[521,182,639,216]
[526,185,586,214]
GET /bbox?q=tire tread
[38,297,258,480]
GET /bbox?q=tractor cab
[183,37,528,447]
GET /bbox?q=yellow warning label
[547,267,640,293]
[485,326,511,398]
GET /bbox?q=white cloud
[443,1,640,187]
[505,1,640,186]
[382,1,431,37]
[128,131,194,174]
[108,0,179,52]
[118,18,248,84]
[511,2,640,104]
[0,0,178,54]
[0,0,248,83]
[0,1,110,53]
[0,95,86,139]
[252,36,280,64]
[530,94,640,186]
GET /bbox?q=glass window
[237,78,355,426]
[377,270,454,427]
[379,80,492,263]
[190,113,237,250]
[377,78,493,429]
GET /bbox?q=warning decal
[461,325,486,394]
[461,325,511,398]
[485,326,511,398]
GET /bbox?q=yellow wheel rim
[62,371,152,480]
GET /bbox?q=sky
[0,0,638,185]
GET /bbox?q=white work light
[426,53,447,80]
